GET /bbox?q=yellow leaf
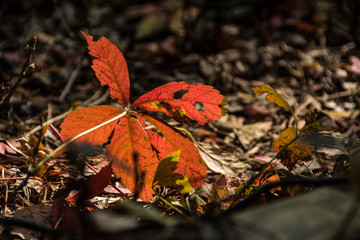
[273,128,312,169]
[153,151,193,194]
[251,84,292,112]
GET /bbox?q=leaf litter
[1,1,360,239]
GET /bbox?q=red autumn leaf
[66,162,112,203]
[107,114,159,201]
[250,164,281,194]
[85,162,112,200]
[132,81,227,125]
[60,105,123,145]
[142,114,207,189]
[52,197,82,230]
[82,32,130,107]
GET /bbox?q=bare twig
[25,111,70,137]
[0,36,37,108]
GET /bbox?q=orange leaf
[251,84,292,112]
[60,105,123,145]
[82,32,130,107]
[253,164,281,194]
[272,127,312,169]
[132,81,227,125]
[142,114,207,189]
[106,114,158,201]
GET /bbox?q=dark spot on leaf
[158,101,173,112]
[173,90,188,100]
[194,102,205,112]
[172,111,197,125]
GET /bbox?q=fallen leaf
[273,127,312,169]
[153,151,192,194]
[252,84,292,112]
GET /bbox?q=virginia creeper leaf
[143,114,207,189]
[106,114,158,201]
[60,33,226,202]
[60,105,123,145]
[82,32,130,107]
[272,127,312,169]
[153,151,192,194]
[251,84,292,112]
[132,81,227,125]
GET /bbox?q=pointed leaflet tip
[82,32,130,107]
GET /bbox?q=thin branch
[0,36,37,108]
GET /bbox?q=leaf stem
[31,110,129,175]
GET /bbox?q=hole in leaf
[194,102,205,112]
[173,90,188,99]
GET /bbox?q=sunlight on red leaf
[82,32,130,107]
[107,114,159,201]
[60,105,123,145]
[59,34,224,202]
[143,114,207,189]
[153,151,193,194]
[132,81,227,125]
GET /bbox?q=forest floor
[1,1,360,239]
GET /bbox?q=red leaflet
[143,115,207,189]
[85,162,112,200]
[60,105,123,145]
[107,115,158,201]
[82,32,130,107]
[132,81,227,125]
